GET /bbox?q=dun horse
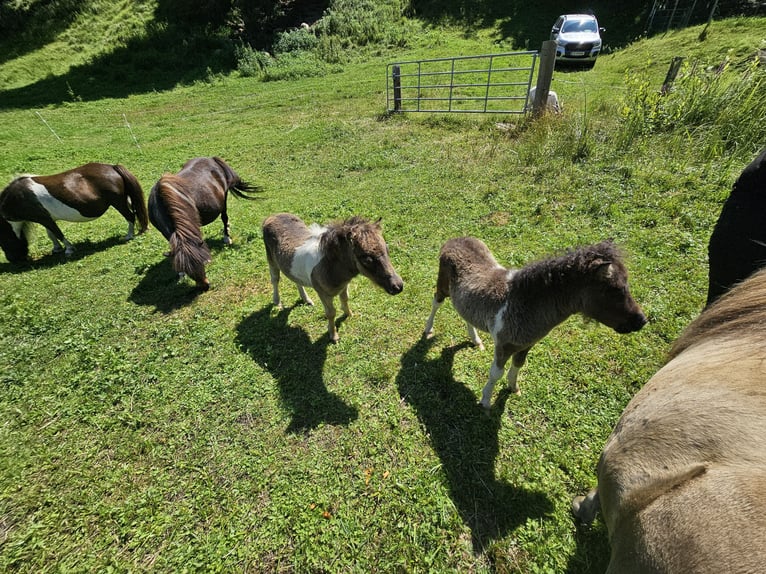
[423,238,646,409]
[0,163,148,262]
[262,212,404,342]
[148,156,261,291]
[572,268,766,574]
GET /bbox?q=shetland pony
[148,157,261,291]
[572,268,766,574]
[706,145,766,306]
[423,238,646,409]
[0,163,148,262]
[262,212,404,342]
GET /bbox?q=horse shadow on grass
[235,304,358,434]
[128,239,242,313]
[0,235,127,273]
[396,336,553,553]
[128,257,202,313]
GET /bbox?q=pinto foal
[262,213,403,342]
[424,237,646,409]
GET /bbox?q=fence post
[532,40,557,117]
[661,56,684,94]
[392,65,402,112]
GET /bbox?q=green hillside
[1,1,765,572]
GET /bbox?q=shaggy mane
[319,216,379,252]
[514,240,624,289]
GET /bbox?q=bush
[235,43,273,77]
[273,27,318,54]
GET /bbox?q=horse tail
[211,156,263,199]
[113,164,149,233]
[229,181,264,199]
[154,179,211,286]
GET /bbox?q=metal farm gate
[386,51,539,114]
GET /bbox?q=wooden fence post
[392,65,402,112]
[532,40,557,117]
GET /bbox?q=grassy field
[1,4,765,572]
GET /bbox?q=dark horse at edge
[0,162,148,262]
[148,156,262,291]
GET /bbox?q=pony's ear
[595,261,615,279]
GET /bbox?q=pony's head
[0,217,29,263]
[344,216,404,296]
[576,240,647,334]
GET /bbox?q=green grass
[1,8,765,573]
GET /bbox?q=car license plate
[570,51,585,56]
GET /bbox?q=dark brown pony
[262,212,404,342]
[573,268,766,574]
[148,157,261,291]
[706,145,766,306]
[0,163,148,262]
[424,238,647,409]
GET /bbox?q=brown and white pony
[0,163,148,262]
[148,156,261,291]
[423,238,647,409]
[572,268,766,574]
[262,212,404,342]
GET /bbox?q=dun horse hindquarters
[573,269,766,574]
[148,156,261,291]
[424,238,646,409]
[262,212,403,342]
[0,163,148,262]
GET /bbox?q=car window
[563,19,597,33]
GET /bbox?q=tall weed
[617,55,766,157]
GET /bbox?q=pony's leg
[424,263,450,338]
[465,322,484,350]
[423,298,443,337]
[339,285,352,316]
[267,261,282,307]
[480,344,513,409]
[317,292,339,343]
[221,208,232,245]
[125,220,135,240]
[45,227,74,256]
[571,488,600,524]
[505,348,530,395]
[297,285,314,306]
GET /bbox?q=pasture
[1,11,764,573]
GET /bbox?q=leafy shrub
[273,27,318,54]
[235,43,273,77]
[261,50,341,81]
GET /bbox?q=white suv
[550,14,604,68]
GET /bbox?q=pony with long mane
[262,212,404,342]
[573,267,766,573]
[148,156,262,291]
[424,238,647,409]
[0,163,148,262]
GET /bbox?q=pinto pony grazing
[572,268,766,574]
[0,163,148,262]
[262,212,404,342]
[423,238,646,409]
[148,156,261,291]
